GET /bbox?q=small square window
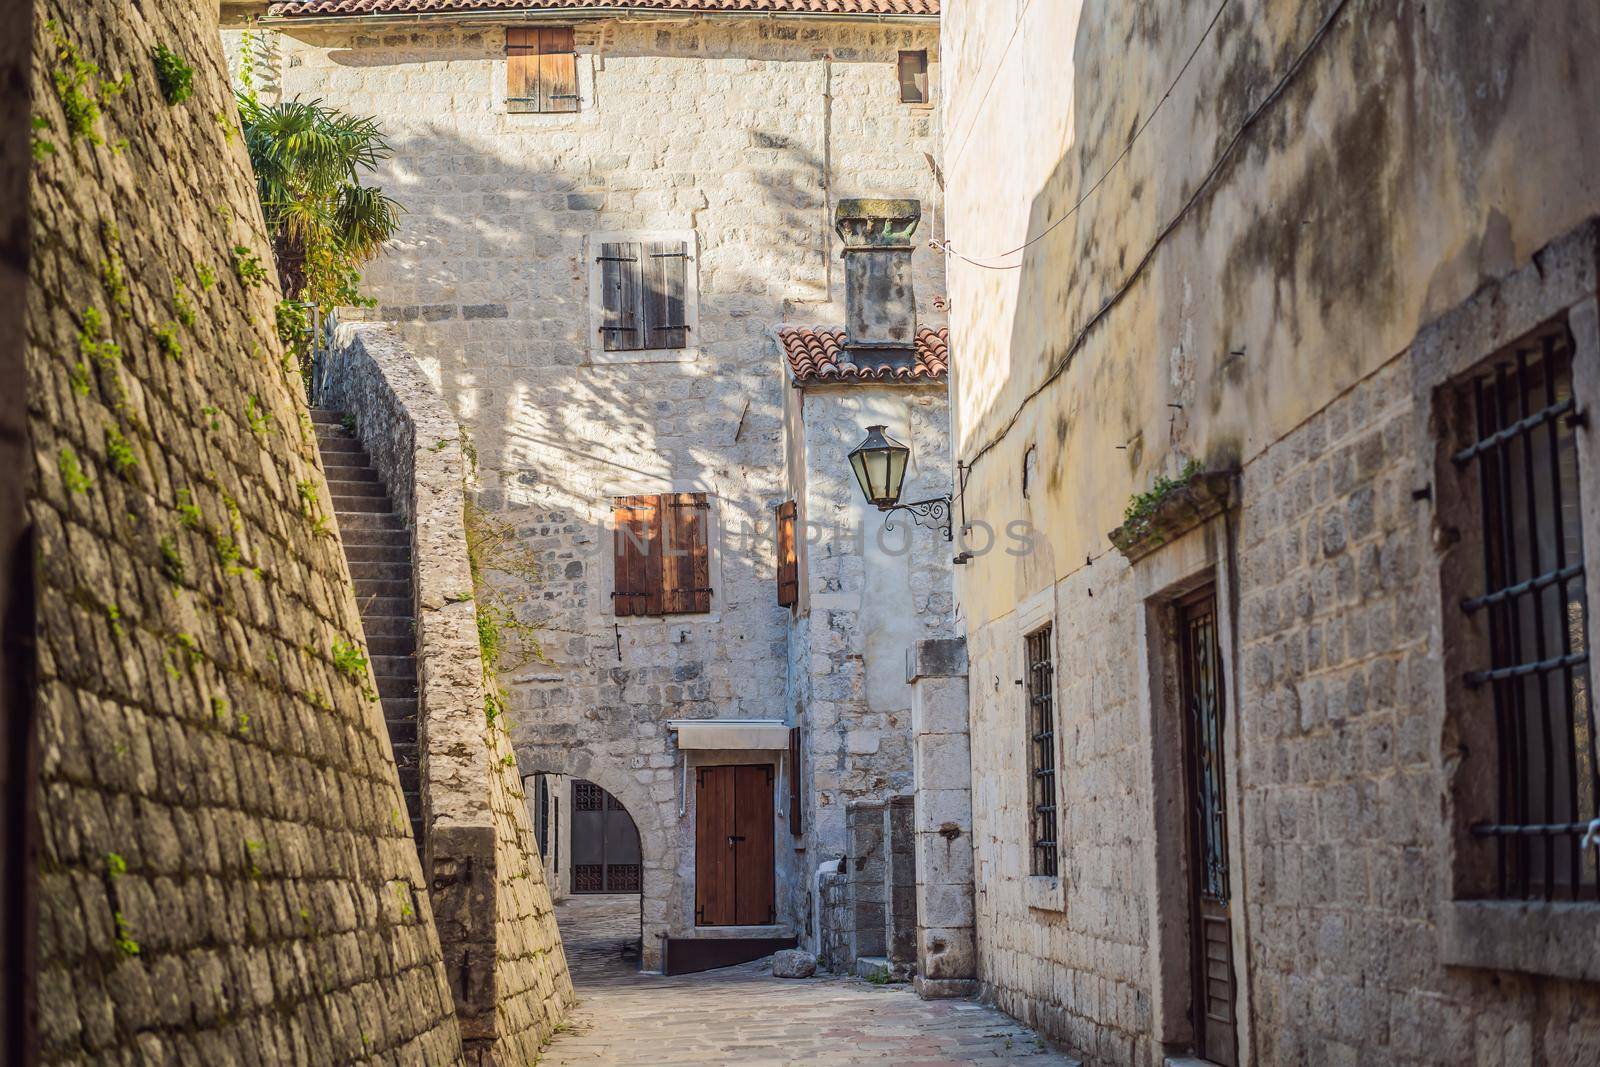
[508,27,579,113]
[898,50,929,105]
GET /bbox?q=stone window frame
[601,477,726,626]
[1016,585,1067,912]
[897,48,934,109]
[1412,220,1600,984]
[584,229,702,366]
[1129,520,1254,1065]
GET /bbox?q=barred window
[1025,624,1058,877]
[1456,320,1597,900]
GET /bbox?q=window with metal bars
[1455,320,1597,901]
[1025,624,1058,877]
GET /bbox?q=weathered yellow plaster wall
[944,0,1600,626]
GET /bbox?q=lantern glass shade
[849,425,911,508]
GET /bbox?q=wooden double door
[695,764,775,926]
[1179,587,1239,1067]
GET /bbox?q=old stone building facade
[240,0,949,973]
[942,2,1600,1065]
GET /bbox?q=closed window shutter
[776,500,798,607]
[661,492,712,615]
[599,242,643,352]
[642,240,690,350]
[508,27,578,112]
[788,726,803,837]
[539,27,579,112]
[612,495,662,616]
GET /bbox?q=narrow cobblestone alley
[541,897,1078,1065]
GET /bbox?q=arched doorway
[525,770,648,980]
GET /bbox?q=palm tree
[238,95,401,308]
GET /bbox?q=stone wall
[26,2,461,1061]
[785,381,954,955]
[234,14,943,961]
[965,227,1600,1065]
[322,321,573,1063]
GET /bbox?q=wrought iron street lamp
[848,425,952,541]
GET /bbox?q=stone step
[384,713,417,746]
[343,534,410,556]
[361,615,414,639]
[308,408,346,426]
[371,654,416,680]
[317,436,365,454]
[324,464,381,484]
[333,495,395,514]
[377,673,417,699]
[327,479,388,499]
[356,578,412,601]
[350,560,414,582]
[367,634,416,658]
[337,512,404,533]
[358,596,413,618]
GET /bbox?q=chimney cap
[835,198,922,249]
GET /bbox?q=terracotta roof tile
[267,0,938,18]
[779,326,947,384]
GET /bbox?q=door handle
[727,835,745,845]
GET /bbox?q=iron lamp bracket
[878,496,953,541]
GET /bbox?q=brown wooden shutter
[599,242,643,352]
[661,492,712,615]
[507,28,536,105]
[642,240,689,350]
[776,500,798,608]
[788,726,803,837]
[612,495,662,616]
[508,27,578,113]
[538,27,579,112]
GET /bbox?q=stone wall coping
[907,637,967,682]
[325,319,493,833]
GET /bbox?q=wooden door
[1179,587,1238,1067]
[695,764,775,926]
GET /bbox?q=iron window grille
[1026,624,1058,877]
[1456,320,1599,900]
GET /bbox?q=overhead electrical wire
[933,0,1233,272]
[944,0,1357,478]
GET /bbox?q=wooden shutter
[661,492,712,615]
[775,500,798,607]
[508,27,578,113]
[612,495,662,616]
[599,242,643,352]
[788,726,802,837]
[539,27,579,112]
[642,240,689,350]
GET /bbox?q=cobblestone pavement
[542,896,1078,1066]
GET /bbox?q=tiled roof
[266,0,938,18]
[779,326,948,383]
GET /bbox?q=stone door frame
[1131,515,1255,1066]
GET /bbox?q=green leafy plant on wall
[58,448,90,494]
[45,19,129,148]
[151,43,194,106]
[1120,457,1204,542]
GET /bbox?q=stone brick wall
[26,3,461,1061]
[322,321,573,1062]
[786,382,955,957]
[964,230,1600,1065]
[232,14,943,962]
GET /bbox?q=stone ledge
[914,976,979,1000]
[1440,898,1600,982]
[1107,470,1237,563]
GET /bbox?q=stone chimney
[835,198,921,366]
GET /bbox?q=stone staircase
[310,408,424,847]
